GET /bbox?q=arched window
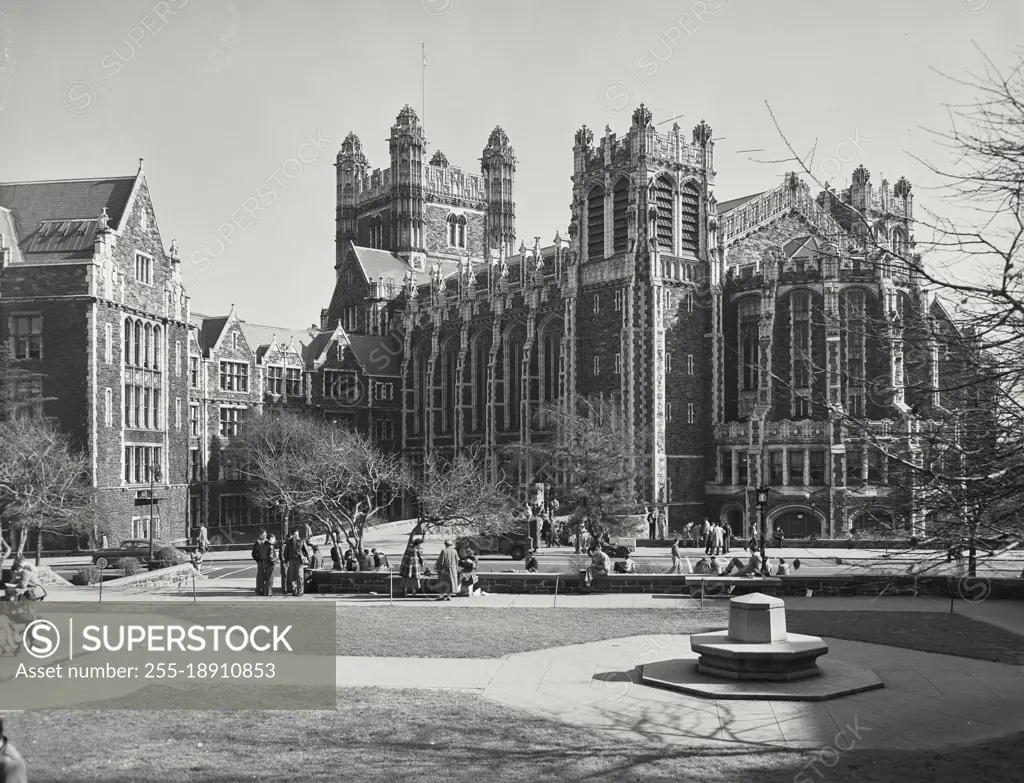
[442,346,457,434]
[457,215,467,248]
[144,324,153,368]
[737,294,761,390]
[653,175,674,251]
[447,215,457,246]
[612,179,629,252]
[134,321,142,367]
[506,331,524,431]
[543,330,561,404]
[124,318,133,366]
[587,186,605,262]
[153,325,162,371]
[791,292,812,418]
[474,338,489,433]
[680,180,700,254]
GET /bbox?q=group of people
[523,497,564,549]
[398,537,488,599]
[0,553,47,603]
[251,529,319,597]
[647,506,668,540]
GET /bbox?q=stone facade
[1,165,191,548]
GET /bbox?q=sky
[0,0,1020,329]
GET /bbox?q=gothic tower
[389,105,427,271]
[481,127,517,258]
[335,132,369,265]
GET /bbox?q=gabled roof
[717,192,765,214]
[305,330,338,364]
[782,235,819,259]
[346,333,403,376]
[238,320,313,359]
[190,313,229,357]
[0,175,137,263]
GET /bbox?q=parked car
[91,539,190,570]
[455,531,532,561]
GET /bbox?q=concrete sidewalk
[35,575,1024,637]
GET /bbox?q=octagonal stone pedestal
[639,592,884,701]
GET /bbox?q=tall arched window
[612,179,629,252]
[791,292,812,418]
[442,345,457,434]
[457,215,466,248]
[153,325,162,371]
[738,298,760,419]
[134,321,142,367]
[474,338,489,433]
[414,350,428,435]
[587,186,605,262]
[543,330,561,404]
[124,318,133,366]
[506,331,524,431]
[144,324,153,368]
[652,175,674,250]
[680,180,700,254]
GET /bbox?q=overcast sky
[0,0,1019,329]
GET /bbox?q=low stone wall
[1,565,74,587]
[88,563,206,590]
[309,568,1024,599]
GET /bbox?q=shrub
[118,558,143,576]
[71,567,101,586]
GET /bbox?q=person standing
[711,522,724,556]
[283,530,309,597]
[648,506,657,540]
[774,526,785,549]
[198,523,209,551]
[252,531,267,595]
[435,540,459,602]
[702,518,713,555]
[722,522,732,555]
[541,516,553,548]
[259,533,278,596]
[668,537,684,574]
[657,508,668,541]
[399,539,425,597]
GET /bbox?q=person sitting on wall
[524,548,539,573]
[708,556,722,575]
[582,546,609,590]
[721,546,765,578]
[692,557,711,575]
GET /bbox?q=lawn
[8,688,1024,782]
[335,606,1024,664]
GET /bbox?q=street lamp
[147,465,162,560]
[756,485,770,575]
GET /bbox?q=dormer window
[447,214,467,248]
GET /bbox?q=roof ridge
[0,175,136,186]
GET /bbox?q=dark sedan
[90,539,190,569]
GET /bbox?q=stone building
[0,163,191,546]
[320,104,966,537]
[0,106,972,546]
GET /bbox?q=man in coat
[399,539,424,597]
[702,518,713,554]
[283,530,310,597]
[259,533,278,597]
[435,540,460,601]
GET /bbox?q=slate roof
[0,175,136,263]
[717,192,764,214]
[346,333,403,376]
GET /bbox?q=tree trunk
[280,508,290,595]
[35,526,43,567]
[968,518,979,578]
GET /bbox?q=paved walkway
[335,634,1024,750]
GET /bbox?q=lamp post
[147,465,162,560]
[756,485,770,574]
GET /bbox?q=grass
[335,606,1024,664]
[8,688,1024,782]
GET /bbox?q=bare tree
[407,446,517,546]
[0,415,91,565]
[511,394,647,545]
[224,409,410,570]
[754,50,1024,577]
